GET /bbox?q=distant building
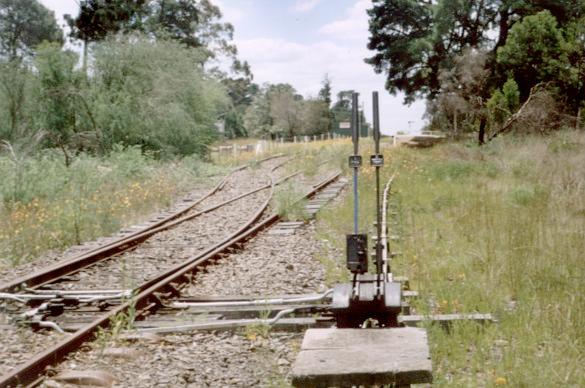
[333,121,369,137]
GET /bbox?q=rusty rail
[0,154,286,294]
[0,172,340,387]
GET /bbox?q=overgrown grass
[211,138,350,169]
[0,146,226,268]
[316,132,585,386]
[273,183,309,222]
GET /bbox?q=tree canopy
[0,0,63,60]
[244,82,333,139]
[66,0,236,61]
[65,0,145,44]
[367,0,585,140]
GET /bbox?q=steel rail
[17,169,299,291]
[61,153,287,259]
[0,154,287,293]
[1,170,279,388]
[0,172,340,388]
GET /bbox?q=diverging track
[0,155,287,293]
[0,154,341,387]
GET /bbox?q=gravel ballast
[40,178,346,387]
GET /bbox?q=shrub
[91,35,228,157]
[0,147,222,267]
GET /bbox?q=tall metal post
[346,93,367,276]
[351,92,360,234]
[371,92,384,292]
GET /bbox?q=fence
[210,133,352,157]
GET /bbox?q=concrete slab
[291,328,432,387]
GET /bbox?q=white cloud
[319,0,369,40]
[290,0,322,13]
[234,0,426,134]
[213,0,247,23]
[235,34,426,134]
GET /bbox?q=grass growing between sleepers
[315,131,585,387]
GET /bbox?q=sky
[40,0,426,134]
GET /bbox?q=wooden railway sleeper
[0,171,339,388]
[150,292,166,308]
[169,281,187,293]
[137,302,159,318]
[165,283,181,297]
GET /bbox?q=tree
[220,59,257,138]
[486,77,520,131]
[366,0,585,102]
[318,74,333,133]
[301,98,330,135]
[429,49,490,137]
[35,43,86,166]
[0,61,29,140]
[268,84,302,138]
[65,0,145,72]
[0,0,62,60]
[367,0,585,141]
[366,0,497,103]
[243,82,333,139]
[145,0,236,60]
[497,11,577,100]
[331,90,352,132]
[244,87,273,138]
[66,0,239,70]
[318,74,332,105]
[91,34,228,156]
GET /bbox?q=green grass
[316,132,585,386]
[273,183,309,222]
[0,146,226,268]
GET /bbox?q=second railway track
[0,154,288,293]
[0,153,342,387]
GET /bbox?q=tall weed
[316,131,585,386]
[0,147,224,267]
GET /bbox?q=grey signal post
[351,92,359,234]
[346,93,368,275]
[372,91,384,292]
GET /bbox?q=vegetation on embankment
[316,131,585,386]
[0,138,340,272]
[0,146,225,269]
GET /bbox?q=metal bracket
[331,276,402,328]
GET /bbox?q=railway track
[0,154,341,387]
[0,154,287,293]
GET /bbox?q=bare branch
[487,82,548,142]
